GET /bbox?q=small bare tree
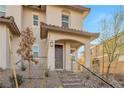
[17,27,36,87]
[99,7,124,80]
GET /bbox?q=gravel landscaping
[0,67,123,88]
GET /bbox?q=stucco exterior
[0,22,20,69]
[0,5,98,71]
[46,5,87,30]
[0,24,9,69]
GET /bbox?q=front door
[55,45,63,69]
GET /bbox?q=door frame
[55,43,64,70]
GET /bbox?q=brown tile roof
[24,5,46,12]
[24,5,90,13]
[64,5,90,12]
[0,16,20,36]
[40,22,99,40]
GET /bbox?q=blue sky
[78,5,122,55]
[83,5,121,33]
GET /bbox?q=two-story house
[0,5,98,71]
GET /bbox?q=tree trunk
[11,59,18,88]
[102,43,104,76]
[106,63,111,80]
[29,60,32,87]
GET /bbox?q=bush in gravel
[9,74,23,88]
[0,68,4,72]
[85,75,91,80]
[45,69,49,77]
[21,62,27,71]
[122,83,124,87]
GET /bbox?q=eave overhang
[0,16,20,36]
[40,22,99,41]
[23,5,90,13]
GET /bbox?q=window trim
[32,44,39,57]
[61,14,70,28]
[32,13,39,27]
[0,5,6,16]
[0,5,6,12]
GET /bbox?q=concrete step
[65,75,79,79]
[57,71,84,88]
[59,74,79,79]
[62,79,81,83]
[67,73,78,76]
[63,82,82,88]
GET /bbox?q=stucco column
[84,42,91,69]
[65,42,71,71]
[48,40,55,70]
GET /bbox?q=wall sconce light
[50,41,54,47]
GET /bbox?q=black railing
[16,59,22,65]
[16,56,48,65]
[77,62,115,88]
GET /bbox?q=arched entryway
[55,39,84,71]
[40,22,98,71]
[47,36,91,71]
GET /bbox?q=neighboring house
[90,31,124,75]
[0,5,98,71]
[0,16,20,69]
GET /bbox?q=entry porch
[40,22,99,71]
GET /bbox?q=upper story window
[33,14,39,26]
[62,14,69,28]
[32,44,39,57]
[0,5,6,16]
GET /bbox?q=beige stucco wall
[46,5,85,30]
[11,35,21,68]
[48,31,90,43]
[22,7,46,29]
[0,24,8,69]
[6,5,23,31]
[22,7,47,64]
[0,24,14,69]
[0,23,21,69]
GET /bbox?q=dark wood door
[55,45,63,69]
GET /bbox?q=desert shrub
[21,62,27,71]
[9,74,23,88]
[0,68,3,72]
[85,75,91,80]
[45,69,49,77]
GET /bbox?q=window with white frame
[0,5,6,16]
[32,44,39,57]
[62,14,69,28]
[33,14,39,26]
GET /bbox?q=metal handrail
[16,59,22,65]
[76,62,115,88]
[16,56,48,65]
